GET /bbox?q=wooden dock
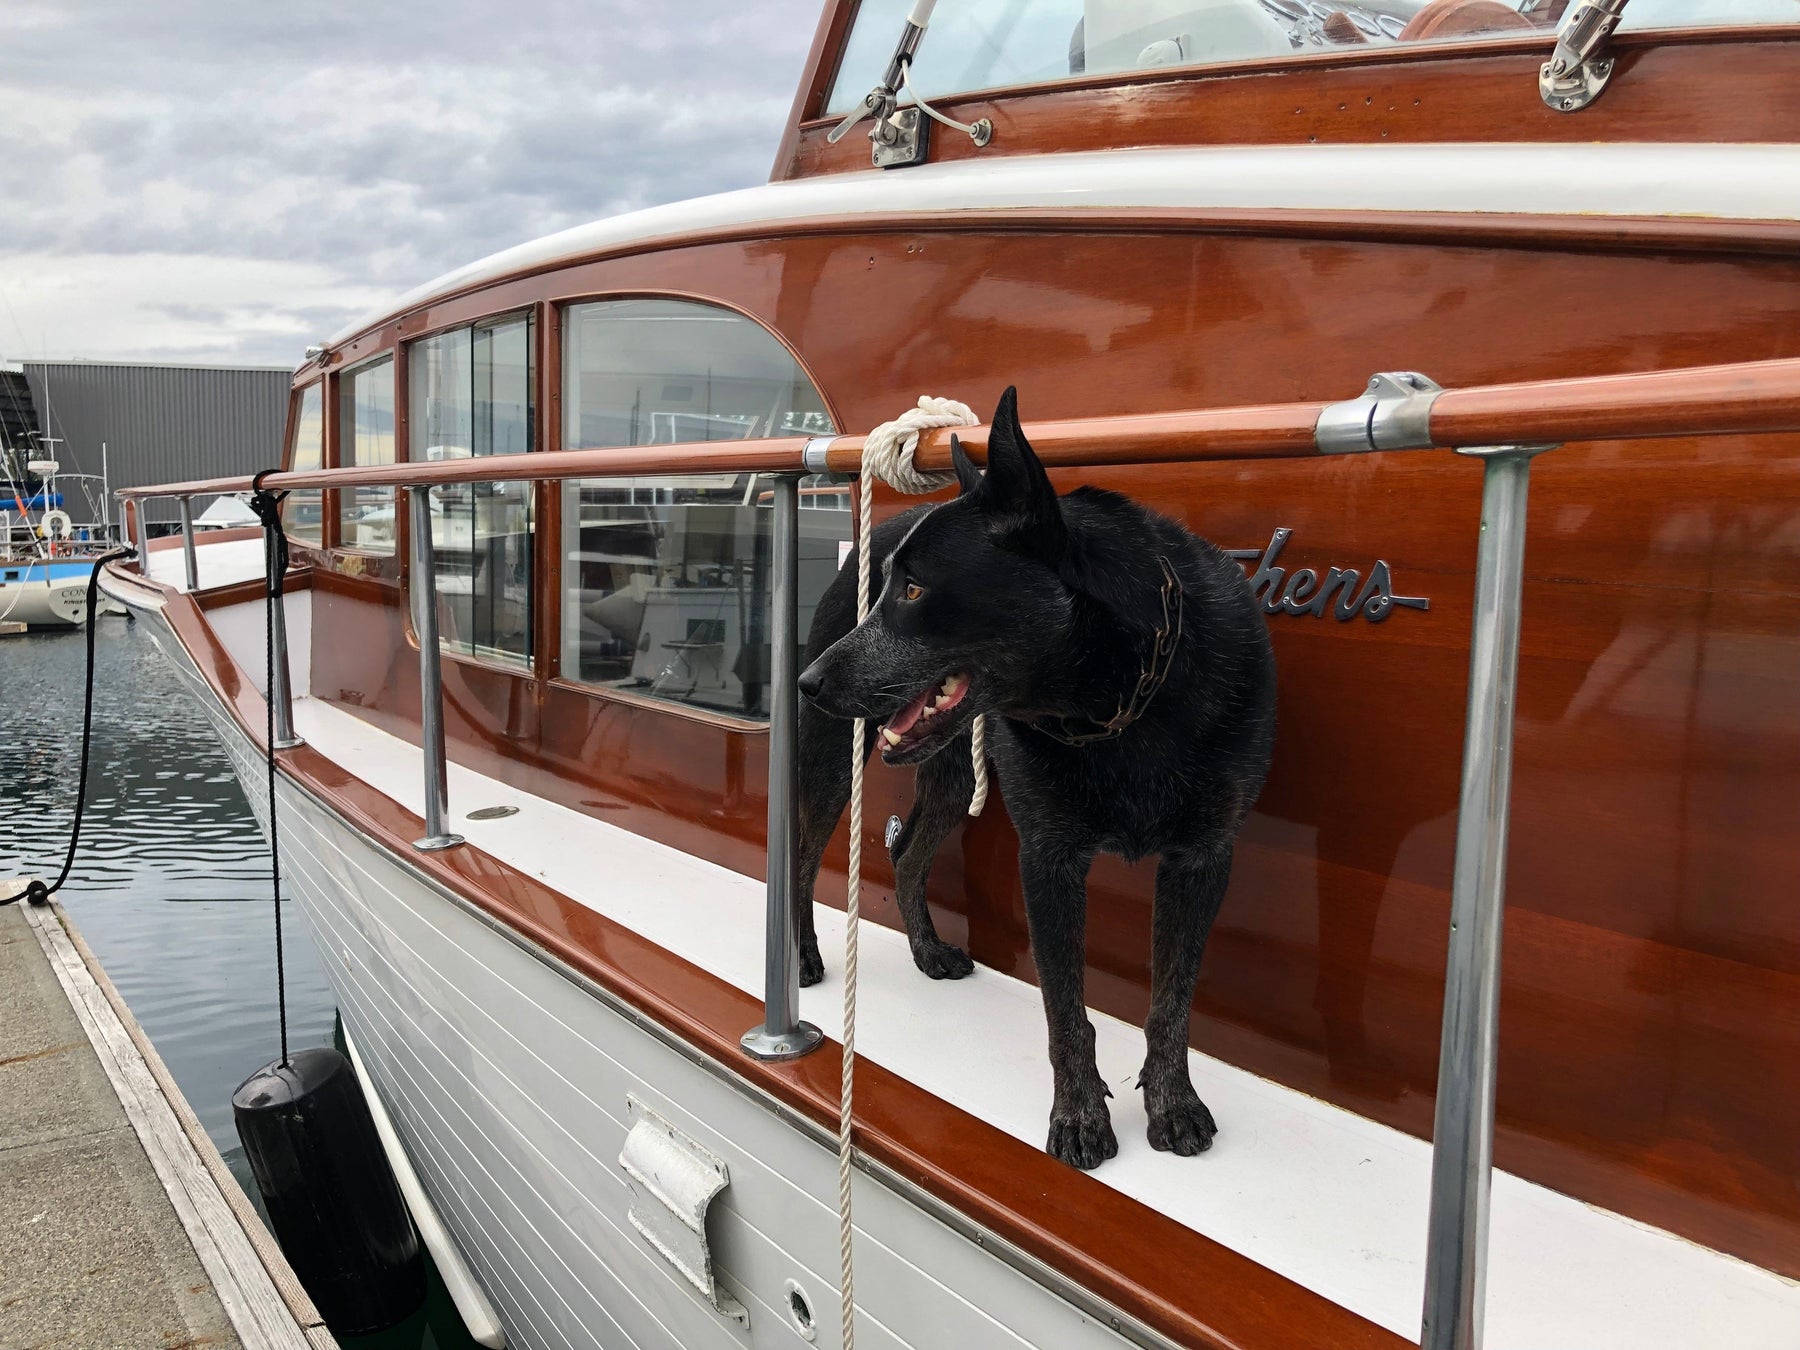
[0,889,336,1350]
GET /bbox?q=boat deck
[277,688,1799,1349]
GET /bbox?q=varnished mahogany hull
[294,220,1800,1281]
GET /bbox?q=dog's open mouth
[878,672,971,761]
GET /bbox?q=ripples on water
[0,619,476,1350]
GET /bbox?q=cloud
[0,0,824,366]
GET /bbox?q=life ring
[40,508,73,540]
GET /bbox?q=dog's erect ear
[975,387,1066,564]
[950,433,985,497]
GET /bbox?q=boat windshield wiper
[827,0,993,170]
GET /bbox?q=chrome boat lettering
[1226,528,1429,622]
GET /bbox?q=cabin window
[559,298,844,719]
[408,312,535,668]
[336,356,396,552]
[827,0,1799,109]
[284,383,324,546]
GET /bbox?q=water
[0,620,480,1350]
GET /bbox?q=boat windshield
[827,0,1799,113]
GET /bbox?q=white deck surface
[283,692,1800,1349]
[144,536,269,593]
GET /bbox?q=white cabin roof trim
[329,142,1800,347]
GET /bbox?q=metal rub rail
[117,353,1800,1350]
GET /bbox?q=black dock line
[248,472,292,1067]
[7,549,135,910]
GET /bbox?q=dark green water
[0,619,480,1350]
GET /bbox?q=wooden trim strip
[131,564,1408,1350]
[193,567,314,613]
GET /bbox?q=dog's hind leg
[1020,838,1116,1170]
[795,700,877,987]
[890,739,976,981]
[1139,838,1235,1155]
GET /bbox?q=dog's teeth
[881,727,902,746]
[942,673,966,697]
[920,702,938,718]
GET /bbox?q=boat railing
[115,352,1800,1350]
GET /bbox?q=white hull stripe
[332,142,1800,346]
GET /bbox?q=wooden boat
[105,4,1800,1347]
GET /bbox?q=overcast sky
[0,0,823,369]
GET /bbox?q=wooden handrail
[115,437,820,500]
[116,355,1800,502]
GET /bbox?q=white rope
[839,395,983,1350]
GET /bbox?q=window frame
[331,350,400,561]
[402,307,542,679]
[544,291,844,730]
[281,376,327,551]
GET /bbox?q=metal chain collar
[1030,554,1185,747]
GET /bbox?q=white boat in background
[2,452,125,630]
[0,560,101,629]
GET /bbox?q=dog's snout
[797,663,824,702]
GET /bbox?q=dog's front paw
[911,939,974,981]
[798,935,824,987]
[1146,1087,1217,1156]
[1047,1100,1118,1170]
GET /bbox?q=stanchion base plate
[740,1021,824,1061]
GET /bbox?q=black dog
[795,388,1276,1170]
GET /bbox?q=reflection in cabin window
[337,356,396,552]
[284,383,324,546]
[409,312,534,668]
[560,299,844,718]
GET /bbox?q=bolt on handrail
[107,352,1800,1350]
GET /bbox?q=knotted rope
[838,395,983,1350]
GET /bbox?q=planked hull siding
[138,603,1137,1350]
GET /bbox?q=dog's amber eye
[903,581,924,602]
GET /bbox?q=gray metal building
[21,361,293,527]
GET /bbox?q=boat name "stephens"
[1225,528,1429,623]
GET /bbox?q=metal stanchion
[269,586,303,751]
[132,499,152,573]
[407,485,463,853]
[178,497,199,591]
[1420,443,1554,1350]
[742,474,822,1061]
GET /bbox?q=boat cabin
[110,4,1800,1348]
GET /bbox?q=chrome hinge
[1315,371,1443,455]
[1540,0,1630,112]
[619,1096,747,1326]
[827,4,992,170]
